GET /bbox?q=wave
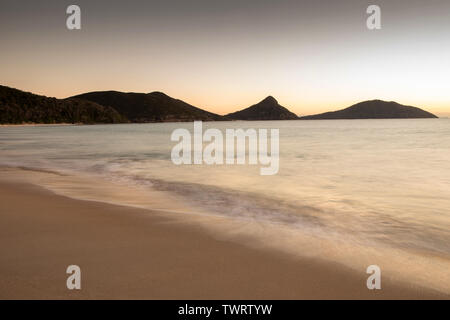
[2,163,449,294]
[83,160,450,257]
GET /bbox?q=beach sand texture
[0,178,446,299]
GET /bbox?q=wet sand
[0,181,446,299]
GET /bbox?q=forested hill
[72,91,225,122]
[0,85,126,124]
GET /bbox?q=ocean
[1,119,449,293]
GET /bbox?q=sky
[1,0,449,116]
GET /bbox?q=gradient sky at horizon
[1,0,450,116]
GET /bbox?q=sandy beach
[0,179,446,300]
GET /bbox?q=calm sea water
[1,120,449,291]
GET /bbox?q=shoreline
[0,118,446,128]
[0,180,446,299]
[0,123,81,127]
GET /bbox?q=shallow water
[1,119,449,292]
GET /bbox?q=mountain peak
[261,96,278,104]
[299,100,438,119]
[148,91,169,97]
[226,96,298,120]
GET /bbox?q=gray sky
[1,0,449,115]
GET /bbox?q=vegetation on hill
[299,100,438,119]
[0,86,126,124]
[72,91,225,122]
[0,86,439,125]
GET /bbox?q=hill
[72,91,224,122]
[299,100,438,119]
[0,85,125,124]
[226,96,299,120]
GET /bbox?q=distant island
[226,96,299,120]
[299,100,438,119]
[0,85,438,124]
